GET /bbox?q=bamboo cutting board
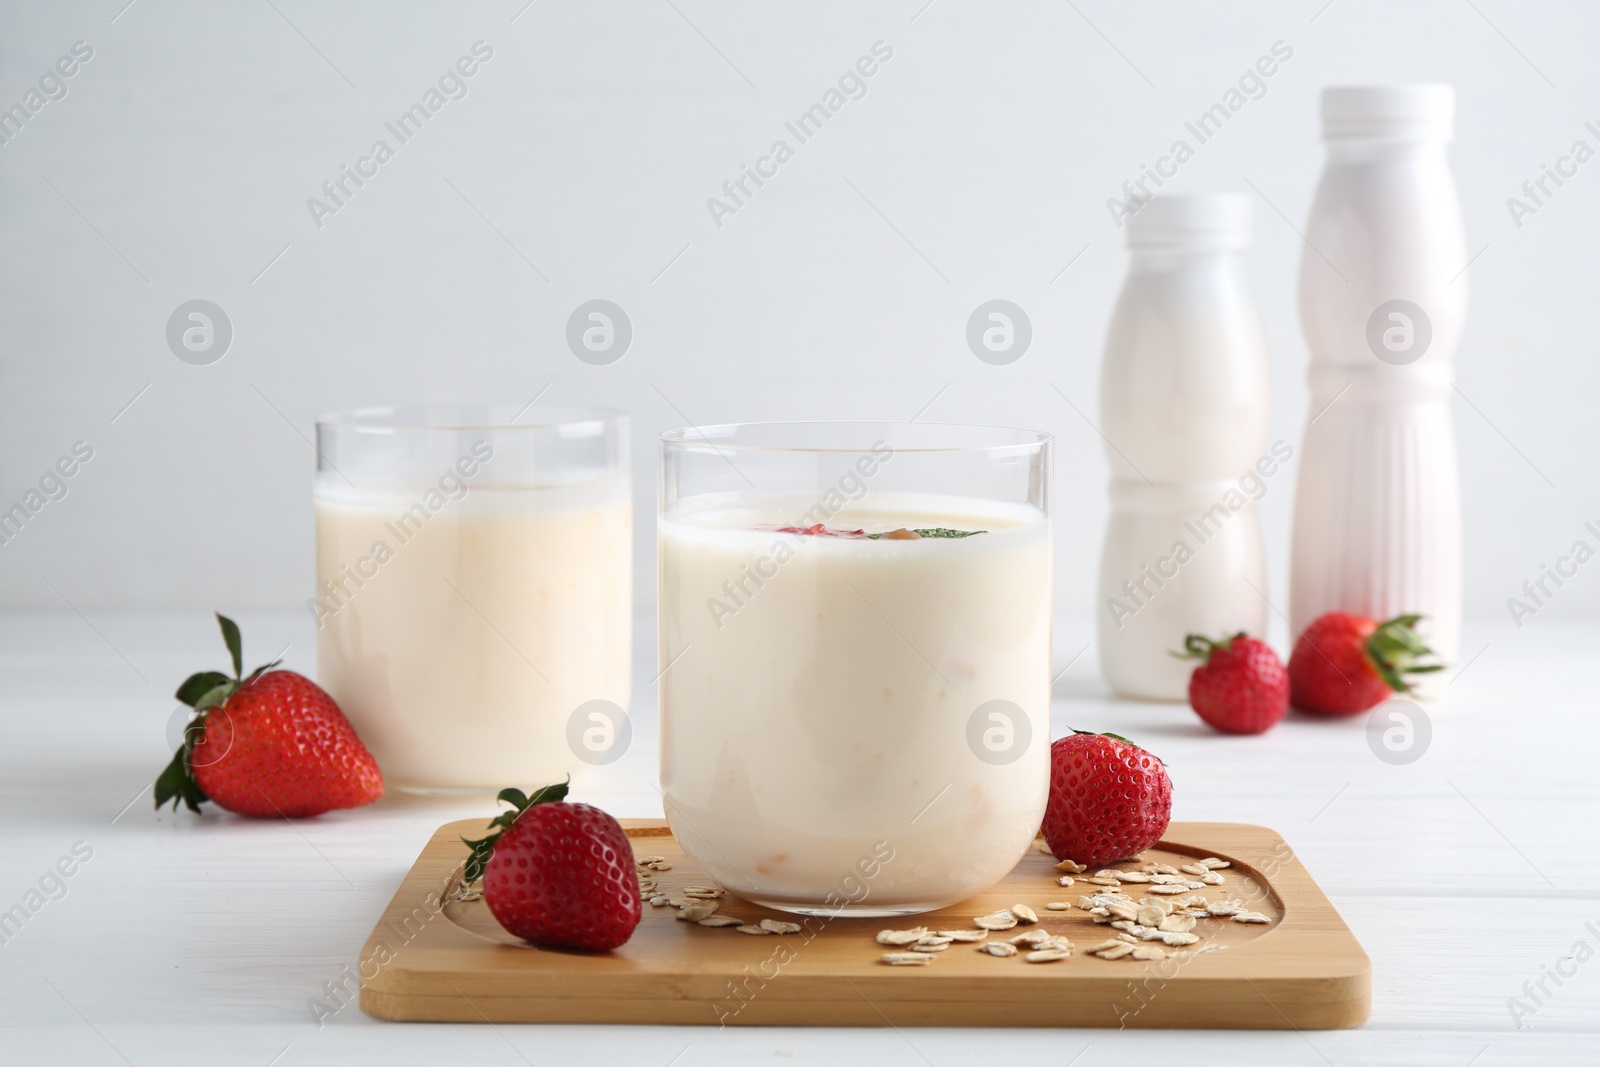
[359,819,1368,1029]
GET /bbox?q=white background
[1,0,1596,634]
[4,6,1600,1063]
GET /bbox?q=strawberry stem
[461,779,570,883]
[1365,614,1444,693]
[1171,632,1245,663]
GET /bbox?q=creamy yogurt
[659,492,1051,915]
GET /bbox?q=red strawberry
[464,782,641,952]
[1041,731,1172,868]
[155,613,383,817]
[1288,612,1443,716]
[1177,632,1289,735]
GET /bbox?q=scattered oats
[974,912,1019,931]
[1207,900,1243,918]
[1117,871,1151,883]
[1088,875,1121,887]
[648,895,669,907]
[1172,896,1208,910]
[1138,928,1167,942]
[1094,869,1118,879]
[1144,863,1180,876]
[1009,929,1054,947]
[1041,936,1074,952]
[1198,857,1230,869]
[1076,896,1097,910]
[1179,863,1209,877]
[1011,904,1038,924]
[1109,920,1147,936]
[876,927,930,946]
[1137,904,1168,927]
[911,941,950,952]
[1026,948,1072,963]
[1158,914,1196,934]
[1089,907,1110,918]
[1148,884,1187,895]
[1184,880,1208,891]
[677,904,718,921]
[937,929,989,943]
[1115,931,1139,944]
[683,885,725,897]
[1130,945,1165,961]
[1231,911,1272,925]
[1037,840,1055,855]
[760,919,802,934]
[881,952,933,966]
[1054,859,1087,874]
[1105,900,1140,922]
[1093,942,1136,960]
[697,915,744,927]
[1149,874,1186,885]
[1202,871,1227,886]
[1057,875,1077,887]
[979,942,1019,957]
[1046,902,1073,911]
[1091,913,1111,924]
[650,862,672,871]
[916,935,954,946]
[1088,939,1128,954]
[736,924,771,935]
[1160,932,1200,947]
[666,898,693,908]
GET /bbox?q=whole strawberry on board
[1041,730,1172,869]
[1177,632,1289,735]
[1289,612,1443,716]
[463,781,641,952]
[155,613,383,817]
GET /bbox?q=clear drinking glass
[314,405,631,793]
[658,422,1053,916]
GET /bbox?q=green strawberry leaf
[461,779,570,883]
[1365,614,1444,693]
[216,613,243,679]
[175,671,231,707]
[153,735,208,813]
[191,681,237,713]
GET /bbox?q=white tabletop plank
[1,612,1596,1064]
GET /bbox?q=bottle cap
[1322,84,1454,141]
[1126,193,1251,249]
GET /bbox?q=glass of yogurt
[313,405,631,793]
[659,422,1053,916]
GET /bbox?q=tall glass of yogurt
[659,422,1053,916]
[314,405,631,793]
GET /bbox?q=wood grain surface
[360,819,1369,1028]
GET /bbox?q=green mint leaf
[865,528,987,540]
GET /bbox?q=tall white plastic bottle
[1291,86,1465,670]
[1097,194,1275,702]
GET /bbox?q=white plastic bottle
[1097,194,1275,701]
[1290,86,1465,670]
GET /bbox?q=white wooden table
[2,612,1595,1065]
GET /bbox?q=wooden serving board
[359,820,1369,1029]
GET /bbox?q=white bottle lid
[1321,84,1454,141]
[1126,193,1251,249]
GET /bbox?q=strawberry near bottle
[1290,86,1467,680]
